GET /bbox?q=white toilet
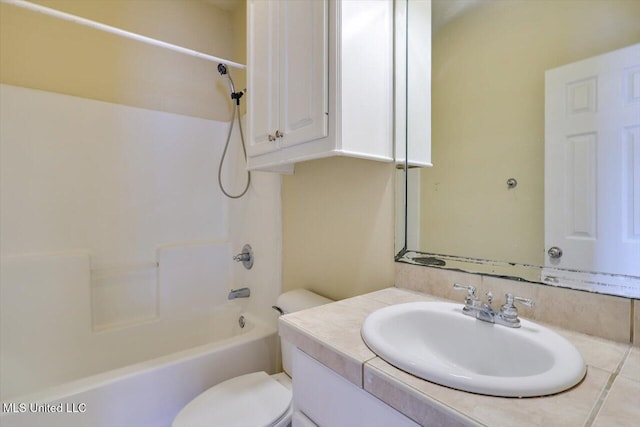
[172,289,332,427]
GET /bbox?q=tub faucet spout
[228,287,250,300]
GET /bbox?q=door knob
[548,246,563,259]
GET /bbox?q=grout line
[630,299,635,344]
[584,371,617,427]
[614,346,631,377]
[584,345,632,426]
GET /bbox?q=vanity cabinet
[292,348,419,427]
[246,0,394,173]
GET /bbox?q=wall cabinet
[247,0,394,173]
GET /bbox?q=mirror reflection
[403,0,640,297]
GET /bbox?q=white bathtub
[0,310,279,427]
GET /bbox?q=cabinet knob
[275,130,284,138]
[268,134,276,142]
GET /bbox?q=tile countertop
[279,287,638,427]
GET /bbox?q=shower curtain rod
[1,0,246,70]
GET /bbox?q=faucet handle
[497,293,534,327]
[505,293,534,308]
[453,283,477,298]
[453,284,479,310]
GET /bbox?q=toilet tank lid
[276,289,332,314]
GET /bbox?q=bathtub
[0,309,279,427]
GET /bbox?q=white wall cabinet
[247,0,394,173]
[292,348,419,427]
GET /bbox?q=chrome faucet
[453,284,533,328]
[228,287,250,300]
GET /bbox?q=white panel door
[247,0,279,156]
[278,0,328,148]
[545,43,640,276]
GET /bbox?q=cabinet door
[278,0,328,148]
[247,0,279,156]
[293,348,420,427]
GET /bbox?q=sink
[361,302,586,397]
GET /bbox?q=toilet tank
[276,289,333,377]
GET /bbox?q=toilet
[172,289,332,427]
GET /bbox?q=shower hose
[218,101,251,199]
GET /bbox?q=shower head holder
[231,90,245,105]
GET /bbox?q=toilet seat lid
[172,371,292,427]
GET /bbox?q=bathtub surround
[0,85,237,339]
[0,82,283,403]
[0,243,236,397]
[0,2,282,426]
[228,162,283,324]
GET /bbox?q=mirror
[399,0,640,298]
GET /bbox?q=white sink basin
[361,302,586,397]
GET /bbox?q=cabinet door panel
[293,348,420,427]
[247,0,279,156]
[278,0,328,148]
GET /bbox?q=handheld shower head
[218,63,235,92]
[218,63,245,105]
[216,63,251,199]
